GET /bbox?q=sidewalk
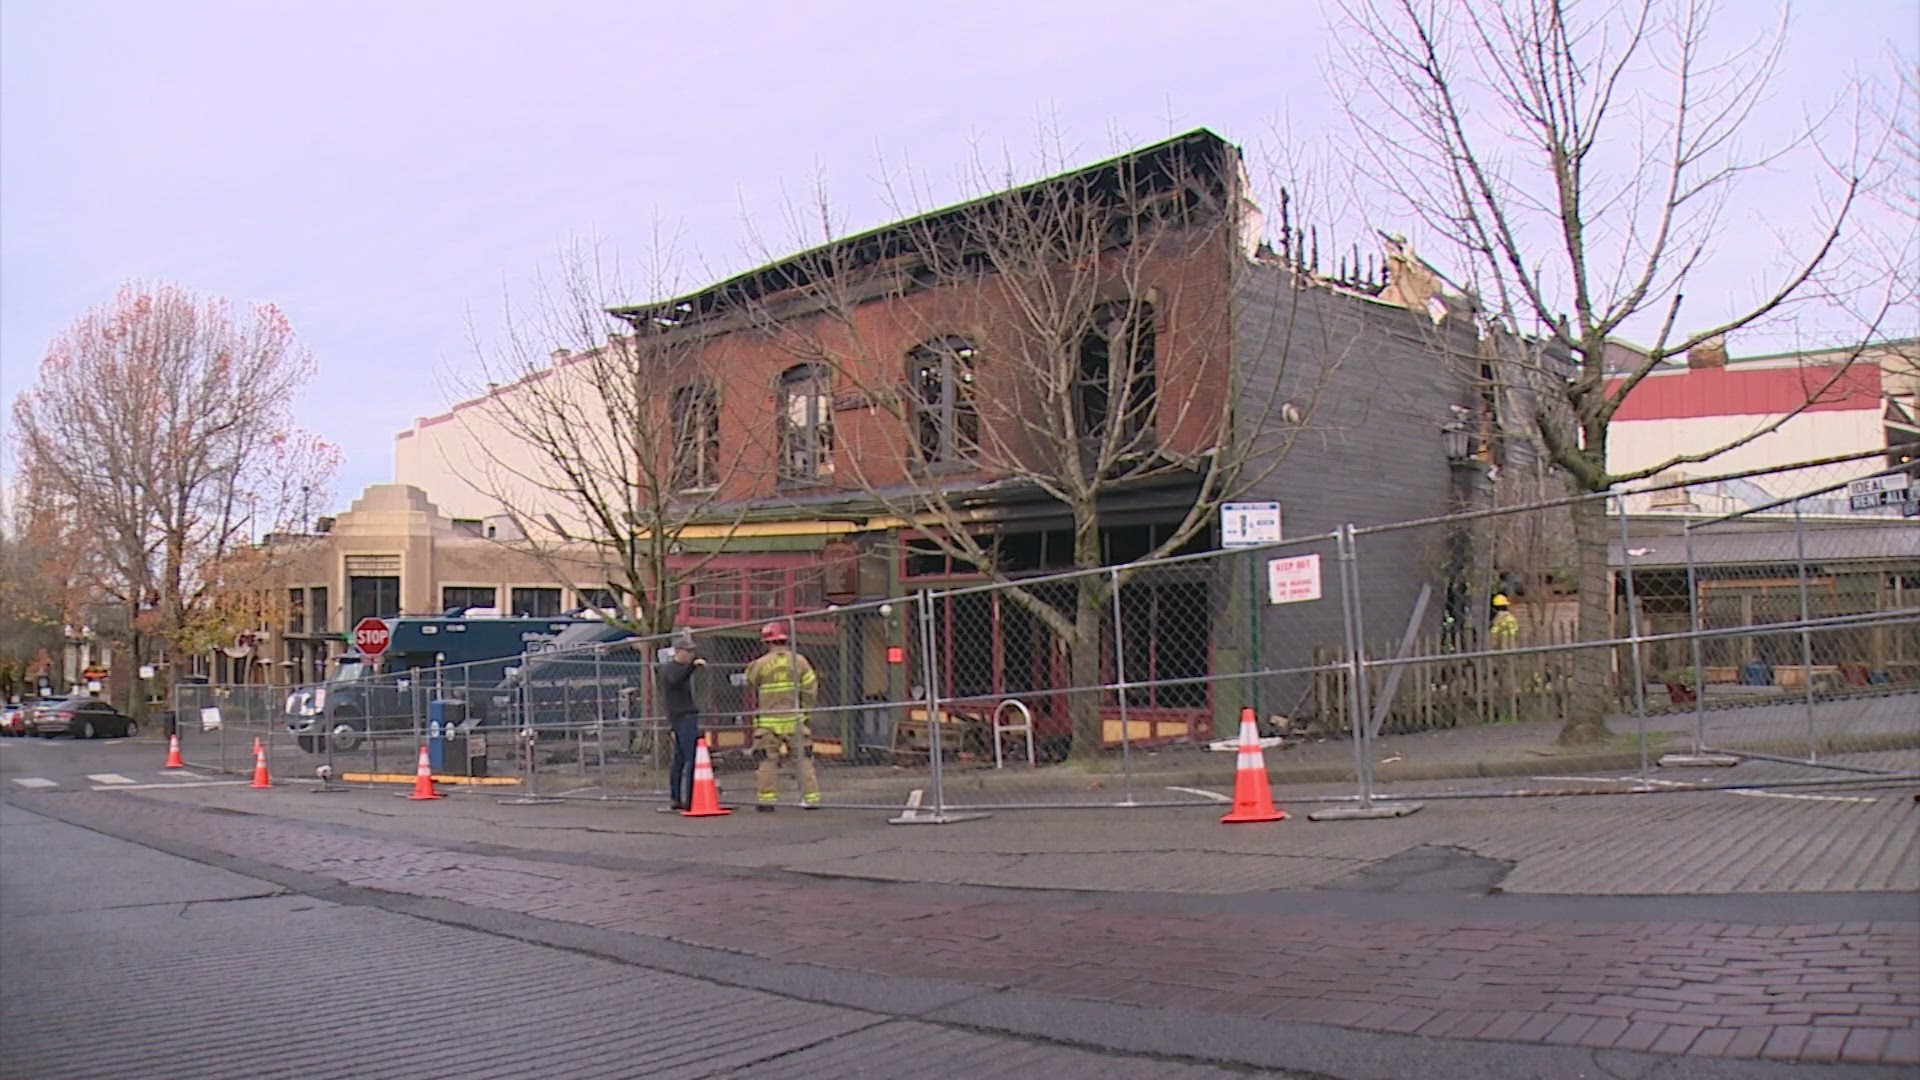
[674,696,1920,814]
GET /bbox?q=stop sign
[353,617,392,657]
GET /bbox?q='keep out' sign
[1267,554,1323,605]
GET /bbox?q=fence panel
[1681,460,1920,768]
[158,451,1916,812]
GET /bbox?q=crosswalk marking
[91,779,246,791]
[87,773,136,785]
[11,778,57,788]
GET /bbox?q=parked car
[1,703,25,736]
[33,698,139,739]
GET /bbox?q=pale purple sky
[3,0,1914,507]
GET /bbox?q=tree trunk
[128,625,148,724]
[1559,493,1614,745]
[1067,579,1106,762]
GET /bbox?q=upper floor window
[779,364,834,484]
[910,337,979,465]
[670,382,720,492]
[1076,301,1157,449]
[510,587,561,618]
[442,586,496,613]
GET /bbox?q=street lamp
[1441,418,1475,466]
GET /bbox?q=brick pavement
[14,789,1918,1069]
[1,804,1258,1080]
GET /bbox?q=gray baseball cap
[670,628,696,651]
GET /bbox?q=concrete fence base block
[888,788,993,826]
[1658,753,1742,768]
[1307,802,1425,822]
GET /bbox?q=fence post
[890,588,989,824]
[593,643,608,798]
[1618,509,1650,783]
[1341,526,1372,807]
[1247,549,1263,724]
[324,692,340,789]
[1109,567,1134,807]
[1794,504,1818,763]
[498,652,559,805]
[1684,525,1707,755]
[1307,526,1427,823]
[921,590,946,815]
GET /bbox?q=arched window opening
[909,337,979,465]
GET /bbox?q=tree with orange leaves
[10,282,337,707]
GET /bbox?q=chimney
[1687,335,1728,370]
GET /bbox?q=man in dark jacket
[656,629,705,812]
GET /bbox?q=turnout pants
[754,722,820,805]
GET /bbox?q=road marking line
[11,778,57,788]
[1728,789,1879,804]
[92,780,247,791]
[1165,785,1231,804]
[157,772,212,781]
[87,773,137,785]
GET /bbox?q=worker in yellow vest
[743,622,821,811]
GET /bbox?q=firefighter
[1490,593,1520,648]
[743,621,820,811]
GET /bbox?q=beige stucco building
[256,484,609,684]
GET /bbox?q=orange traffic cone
[408,745,444,800]
[163,733,185,769]
[249,738,272,789]
[1221,708,1285,824]
[681,737,731,817]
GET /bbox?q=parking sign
[1221,502,1282,548]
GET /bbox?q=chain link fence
[169,450,1919,814]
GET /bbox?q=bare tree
[1326,0,1906,742]
[10,282,337,706]
[459,241,763,637]
[729,135,1328,760]
[171,432,339,659]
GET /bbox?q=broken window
[779,364,834,484]
[909,337,979,465]
[1075,301,1157,451]
[670,382,720,491]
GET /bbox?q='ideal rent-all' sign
[353,617,392,657]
